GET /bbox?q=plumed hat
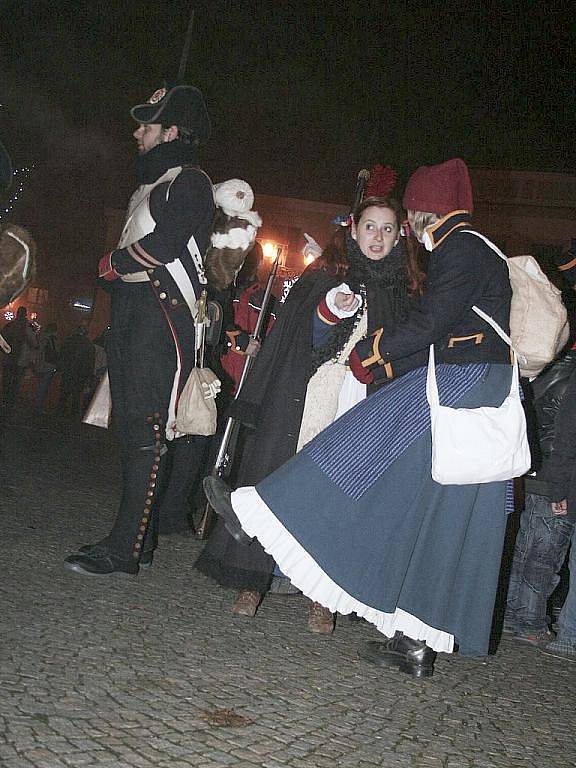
[0,138,13,192]
[131,84,211,144]
[403,158,473,215]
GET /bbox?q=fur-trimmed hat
[403,158,473,215]
[0,138,12,192]
[204,179,262,291]
[131,84,210,144]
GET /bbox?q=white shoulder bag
[427,308,531,485]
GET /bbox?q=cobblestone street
[1,413,575,768]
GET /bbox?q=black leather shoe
[203,476,253,545]
[77,544,154,569]
[358,635,437,678]
[64,552,140,576]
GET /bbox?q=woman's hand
[334,291,359,313]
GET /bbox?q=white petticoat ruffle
[231,486,455,654]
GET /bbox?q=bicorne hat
[553,239,576,288]
[403,158,473,215]
[131,84,211,144]
[0,138,13,192]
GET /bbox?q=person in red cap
[204,158,518,678]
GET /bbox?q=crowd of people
[0,309,105,417]
[2,81,575,680]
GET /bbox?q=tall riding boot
[65,425,167,576]
[158,434,209,535]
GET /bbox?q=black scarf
[312,232,411,371]
[136,141,199,185]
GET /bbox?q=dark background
[0,0,574,312]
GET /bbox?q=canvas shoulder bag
[426,308,531,485]
[175,291,221,436]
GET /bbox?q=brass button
[153,280,160,287]
[159,292,167,300]
[171,298,178,306]
[147,269,154,274]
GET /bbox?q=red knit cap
[402,158,473,215]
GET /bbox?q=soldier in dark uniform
[64,84,215,576]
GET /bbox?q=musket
[177,7,195,83]
[352,168,370,214]
[195,253,280,539]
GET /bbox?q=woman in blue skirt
[205,158,515,678]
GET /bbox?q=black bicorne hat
[0,138,13,192]
[554,239,576,288]
[131,84,210,145]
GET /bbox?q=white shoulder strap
[461,229,507,262]
[461,230,524,360]
[471,305,512,348]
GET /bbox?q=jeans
[505,492,575,634]
[557,525,576,642]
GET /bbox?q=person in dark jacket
[504,348,576,645]
[64,83,214,576]
[57,325,95,417]
[204,158,516,677]
[537,366,576,661]
[35,322,59,412]
[1,306,38,410]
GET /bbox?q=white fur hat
[213,179,261,227]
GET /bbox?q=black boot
[202,476,253,545]
[75,543,154,569]
[64,551,140,576]
[358,634,437,678]
[158,435,208,535]
[65,430,166,576]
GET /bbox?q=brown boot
[307,601,335,634]
[232,590,262,617]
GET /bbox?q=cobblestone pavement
[1,412,575,768]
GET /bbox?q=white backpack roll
[463,232,569,378]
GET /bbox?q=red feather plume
[365,164,397,198]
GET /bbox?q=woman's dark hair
[313,196,426,296]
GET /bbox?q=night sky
[0,0,574,311]
[2,0,574,204]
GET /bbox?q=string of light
[2,164,34,318]
[0,165,34,224]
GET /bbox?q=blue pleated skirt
[232,362,514,656]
